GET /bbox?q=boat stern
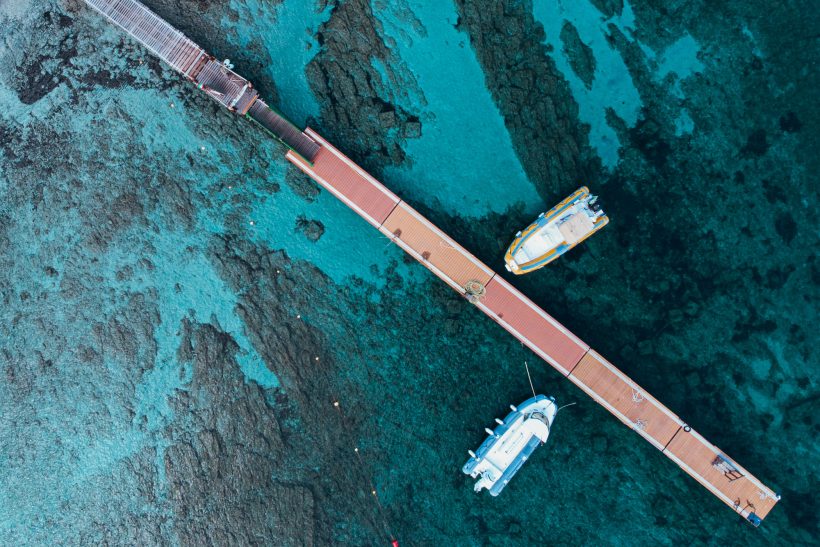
[504,253,522,274]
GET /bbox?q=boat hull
[463,395,557,496]
[504,187,608,274]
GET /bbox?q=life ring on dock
[683,425,691,432]
[464,280,486,303]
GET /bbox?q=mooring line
[524,360,537,399]
[330,395,398,546]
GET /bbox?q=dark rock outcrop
[307,0,422,172]
[162,319,317,545]
[560,21,596,89]
[295,215,325,242]
[453,0,602,195]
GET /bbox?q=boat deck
[287,130,780,524]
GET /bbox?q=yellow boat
[504,187,608,274]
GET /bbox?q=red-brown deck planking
[287,129,400,228]
[379,201,494,293]
[476,276,588,375]
[663,427,780,520]
[567,350,684,450]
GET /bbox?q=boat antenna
[556,402,577,413]
[524,360,536,399]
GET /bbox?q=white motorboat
[462,395,557,496]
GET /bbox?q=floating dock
[83,0,781,525]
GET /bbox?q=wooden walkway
[287,134,781,525]
[85,0,205,76]
[84,0,780,526]
[247,100,321,161]
[84,0,319,162]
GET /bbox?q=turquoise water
[227,0,331,126]
[533,0,643,168]
[373,0,542,216]
[0,0,817,545]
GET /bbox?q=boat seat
[558,213,594,245]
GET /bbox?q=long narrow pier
[83,0,780,526]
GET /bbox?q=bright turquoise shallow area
[533,0,643,168]
[374,0,542,216]
[227,0,331,127]
[0,0,817,545]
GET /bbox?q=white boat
[462,395,557,496]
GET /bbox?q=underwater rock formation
[163,319,313,545]
[307,0,423,172]
[560,21,597,90]
[295,215,325,241]
[454,0,603,194]
[0,0,817,545]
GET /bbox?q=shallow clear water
[374,0,541,216]
[533,0,643,168]
[227,0,331,127]
[0,0,816,545]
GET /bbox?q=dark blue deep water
[0,0,817,545]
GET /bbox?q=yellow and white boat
[504,187,608,274]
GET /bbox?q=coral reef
[454,0,602,193]
[307,0,423,172]
[0,0,816,545]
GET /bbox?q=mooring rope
[556,402,577,413]
[524,360,536,399]
[323,344,398,546]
